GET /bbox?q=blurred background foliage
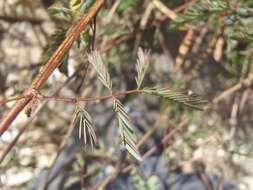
[0,0,253,190]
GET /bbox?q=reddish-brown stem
[0,89,142,104]
[41,89,142,103]
[0,0,106,136]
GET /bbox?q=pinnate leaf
[113,99,142,161]
[73,105,97,148]
[135,47,150,89]
[88,51,112,90]
[143,87,208,110]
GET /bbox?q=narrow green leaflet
[88,51,112,90]
[143,87,208,110]
[48,7,74,21]
[117,0,137,14]
[131,167,160,190]
[0,149,16,167]
[64,176,80,188]
[70,0,83,11]
[48,7,72,15]
[42,28,70,76]
[171,0,229,28]
[135,47,150,89]
[80,0,96,13]
[77,29,91,52]
[113,99,142,161]
[73,105,97,148]
[70,0,96,13]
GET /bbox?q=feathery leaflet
[135,47,150,89]
[88,51,112,90]
[73,105,97,148]
[143,87,208,110]
[113,99,142,161]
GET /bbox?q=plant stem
[40,89,143,103]
[0,89,143,104]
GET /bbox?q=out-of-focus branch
[0,15,46,24]
[204,73,253,110]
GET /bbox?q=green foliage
[80,0,96,13]
[48,7,76,21]
[88,51,141,160]
[101,24,129,37]
[50,0,96,15]
[64,176,80,188]
[46,0,93,76]
[87,49,208,160]
[42,28,70,76]
[172,0,253,42]
[192,127,216,139]
[78,29,92,52]
[135,48,150,89]
[73,105,97,147]
[143,87,207,111]
[113,99,142,161]
[171,0,229,27]
[88,51,112,90]
[41,26,91,76]
[70,0,83,10]
[117,0,137,15]
[171,0,253,78]
[3,0,253,189]
[131,168,160,190]
[0,149,16,167]
[107,44,133,73]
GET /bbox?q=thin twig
[0,89,143,104]
[204,74,253,110]
[41,89,142,102]
[0,15,46,24]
